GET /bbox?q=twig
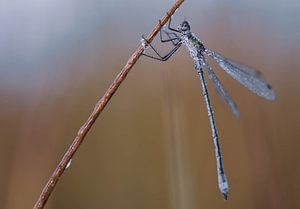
[33,0,185,208]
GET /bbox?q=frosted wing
[203,59,240,117]
[205,49,276,101]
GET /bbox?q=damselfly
[141,17,276,200]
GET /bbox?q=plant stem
[33,0,185,208]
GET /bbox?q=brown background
[1,0,299,209]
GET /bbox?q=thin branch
[33,1,185,208]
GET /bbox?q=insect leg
[141,35,181,61]
[167,16,180,33]
[160,28,180,46]
[158,20,181,45]
[141,17,182,61]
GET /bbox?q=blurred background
[1,0,299,208]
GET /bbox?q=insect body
[141,17,276,200]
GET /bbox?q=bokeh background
[1,0,299,208]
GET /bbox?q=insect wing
[203,59,240,117]
[205,49,276,101]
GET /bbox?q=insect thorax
[182,33,205,60]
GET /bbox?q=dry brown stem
[33,1,185,208]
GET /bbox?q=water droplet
[66,158,72,170]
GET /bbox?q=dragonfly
[141,17,276,200]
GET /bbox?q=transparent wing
[205,49,276,101]
[203,59,240,117]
